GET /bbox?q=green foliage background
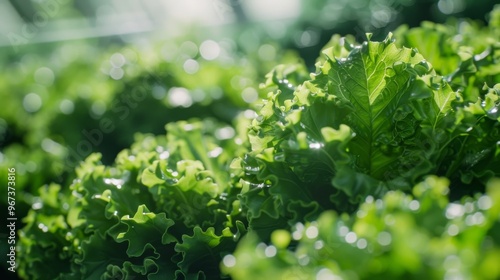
[1,1,499,279]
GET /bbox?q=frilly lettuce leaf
[444,84,500,197]
[394,8,500,102]
[223,176,500,280]
[141,119,246,233]
[110,205,176,257]
[18,117,249,279]
[239,32,500,235]
[17,184,78,280]
[71,153,157,236]
[175,225,246,279]
[238,33,461,234]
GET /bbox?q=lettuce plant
[236,33,499,239]
[18,118,249,279]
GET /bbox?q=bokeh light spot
[59,99,75,114]
[200,40,221,60]
[183,59,200,74]
[23,93,42,113]
[34,67,55,86]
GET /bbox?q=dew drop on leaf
[273,152,285,162]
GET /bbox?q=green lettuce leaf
[110,205,176,257]
[238,33,460,236]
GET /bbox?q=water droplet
[38,223,49,232]
[309,142,323,149]
[244,165,260,174]
[32,201,43,210]
[249,182,268,188]
[208,147,223,158]
[274,153,285,162]
[104,178,125,189]
[166,178,179,185]
[360,41,369,52]
[487,106,499,118]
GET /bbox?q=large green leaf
[318,34,443,180]
[241,33,458,217]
